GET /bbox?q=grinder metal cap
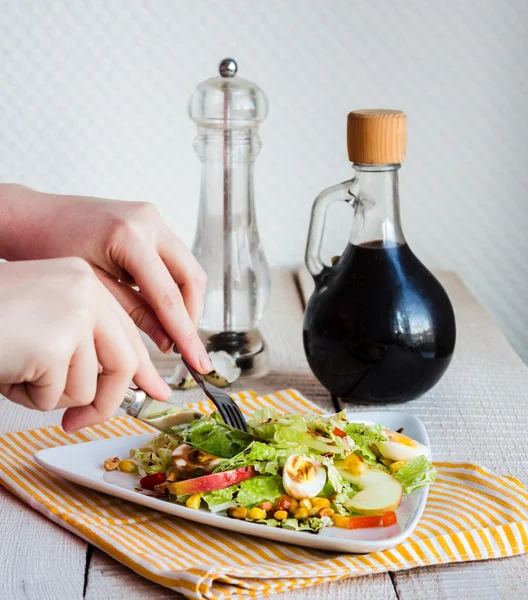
[347,109,407,164]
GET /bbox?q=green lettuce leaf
[129,433,182,476]
[343,422,387,464]
[281,517,325,533]
[201,475,282,512]
[253,518,280,527]
[304,411,349,439]
[332,481,358,513]
[171,416,253,458]
[236,475,282,507]
[249,409,351,455]
[201,485,238,511]
[214,441,309,476]
[248,406,278,428]
[393,455,436,494]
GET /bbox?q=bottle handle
[305,177,358,279]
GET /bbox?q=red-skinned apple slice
[168,466,257,496]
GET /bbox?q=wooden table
[1,269,527,599]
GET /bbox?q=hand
[0,258,172,432]
[0,185,212,373]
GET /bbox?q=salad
[105,407,435,534]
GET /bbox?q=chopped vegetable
[171,416,253,458]
[348,511,398,529]
[140,473,166,490]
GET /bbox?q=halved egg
[282,455,327,500]
[375,429,430,461]
[203,351,241,388]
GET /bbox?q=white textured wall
[1,0,527,362]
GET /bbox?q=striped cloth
[1,389,528,599]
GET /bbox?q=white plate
[34,410,430,554]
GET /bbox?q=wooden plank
[393,557,527,600]
[0,402,87,600]
[86,548,397,600]
[84,268,395,599]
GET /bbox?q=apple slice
[335,462,403,515]
[168,466,257,496]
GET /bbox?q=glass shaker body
[189,60,270,377]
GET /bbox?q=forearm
[0,184,34,260]
[0,184,57,261]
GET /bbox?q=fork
[181,357,250,433]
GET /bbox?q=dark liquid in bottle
[303,241,456,403]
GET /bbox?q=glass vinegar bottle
[304,110,456,403]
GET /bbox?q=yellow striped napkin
[1,389,528,599]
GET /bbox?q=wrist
[0,184,40,260]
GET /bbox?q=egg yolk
[287,456,316,482]
[390,433,417,447]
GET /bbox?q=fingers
[97,271,173,354]
[61,296,137,432]
[1,350,88,412]
[99,284,172,402]
[18,362,69,411]
[122,250,212,374]
[0,366,67,411]
[62,284,172,432]
[60,337,99,408]
[158,232,207,328]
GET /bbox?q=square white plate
[34,410,430,554]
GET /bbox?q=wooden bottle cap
[347,109,407,164]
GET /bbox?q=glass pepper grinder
[188,58,270,378]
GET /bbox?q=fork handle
[120,388,147,417]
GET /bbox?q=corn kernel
[311,497,331,509]
[390,460,407,473]
[249,507,267,520]
[289,498,299,513]
[118,459,136,473]
[344,453,365,476]
[274,510,288,521]
[185,494,201,510]
[228,506,248,519]
[299,498,312,510]
[308,507,320,517]
[332,514,350,528]
[294,507,309,520]
[319,507,335,518]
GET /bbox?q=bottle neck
[349,163,405,247]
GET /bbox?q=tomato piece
[348,515,383,529]
[382,511,397,527]
[274,495,292,511]
[140,473,167,490]
[347,511,398,529]
[333,427,346,438]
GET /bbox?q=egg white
[376,429,430,461]
[282,455,327,500]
